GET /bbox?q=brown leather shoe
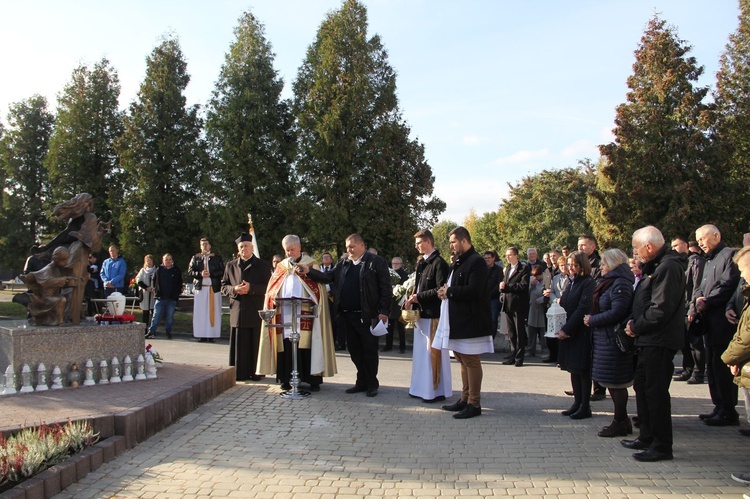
[598,419,633,437]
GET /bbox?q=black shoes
[698,410,719,420]
[673,370,692,381]
[570,406,592,420]
[442,399,468,412]
[514,360,524,367]
[621,438,650,450]
[208,338,216,343]
[380,347,392,352]
[345,385,367,394]
[632,449,673,462]
[423,396,446,403]
[453,404,481,419]
[561,404,580,416]
[704,414,740,426]
[166,332,173,339]
[502,359,515,365]
[309,384,320,392]
[198,338,207,342]
[686,376,704,384]
[366,389,378,397]
[145,332,154,339]
[280,383,292,391]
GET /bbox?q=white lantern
[545,301,567,338]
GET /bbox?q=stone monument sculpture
[18,193,110,326]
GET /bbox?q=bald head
[696,224,721,254]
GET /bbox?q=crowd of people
[84,223,750,473]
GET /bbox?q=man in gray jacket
[689,224,740,426]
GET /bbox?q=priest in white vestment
[257,235,337,391]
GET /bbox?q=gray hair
[601,248,630,269]
[282,234,301,249]
[632,226,665,248]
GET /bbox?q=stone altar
[0,321,144,389]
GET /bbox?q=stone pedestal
[0,320,144,388]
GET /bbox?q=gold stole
[429,318,442,389]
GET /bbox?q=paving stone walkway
[28,336,747,498]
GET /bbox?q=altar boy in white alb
[405,229,452,403]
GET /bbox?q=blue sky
[0,1,740,223]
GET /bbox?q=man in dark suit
[221,233,272,381]
[302,233,391,397]
[500,246,530,366]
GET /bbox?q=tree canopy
[292,0,444,259]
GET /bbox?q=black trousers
[229,326,260,381]
[633,346,676,453]
[385,320,406,351]
[505,310,527,362]
[277,338,322,387]
[340,312,379,390]
[705,340,738,417]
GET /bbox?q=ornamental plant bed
[0,420,98,493]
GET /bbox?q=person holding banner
[188,237,224,343]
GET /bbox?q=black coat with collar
[188,253,225,292]
[220,255,272,329]
[307,251,392,323]
[445,246,492,339]
[501,260,530,314]
[414,250,449,319]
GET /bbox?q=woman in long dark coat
[585,249,635,437]
[557,251,595,419]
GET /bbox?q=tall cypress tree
[115,36,206,269]
[712,0,750,240]
[45,58,123,222]
[591,16,723,247]
[205,11,296,258]
[293,0,444,258]
[0,96,54,269]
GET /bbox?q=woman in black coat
[557,251,595,419]
[584,249,635,437]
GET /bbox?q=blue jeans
[149,299,176,334]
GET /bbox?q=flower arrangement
[145,343,163,364]
[392,272,417,307]
[129,277,138,296]
[0,420,99,490]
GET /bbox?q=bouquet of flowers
[145,343,163,364]
[392,272,417,307]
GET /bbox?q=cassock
[257,255,337,385]
[221,255,272,381]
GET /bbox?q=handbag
[613,321,636,355]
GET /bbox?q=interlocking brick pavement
[5,335,748,498]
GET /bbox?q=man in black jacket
[621,226,687,462]
[147,254,183,340]
[437,226,493,419]
[406,229,451,402]
[302,233,391,397]
[689,224,740,425]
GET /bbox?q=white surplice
[409,318,452,400]
[193,277,221,338]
